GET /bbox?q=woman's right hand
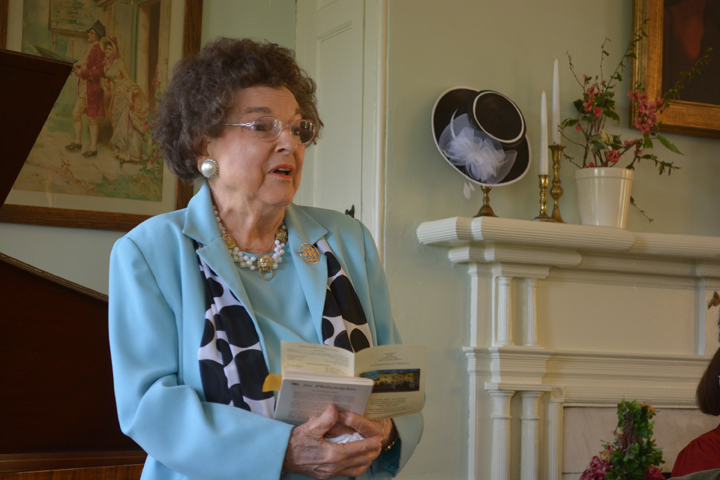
[282,404,382,479]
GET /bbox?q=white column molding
[522,278,539,347]
[488,265,549,348]
[468,264,491,348]
[489,390,515,480]
[495,275,513,347]
[520,391,544,480]
[466,348,552,480]
[544,387,565,480]
[467,361,483,480]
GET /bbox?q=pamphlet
[273,341,427,425]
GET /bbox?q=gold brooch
[298,243,320,264]
[222,233,237,249]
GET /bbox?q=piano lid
[0,49,73,207]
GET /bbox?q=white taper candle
[553,58,561,145]
[540,91,549,175]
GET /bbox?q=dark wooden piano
[0,49,146,480]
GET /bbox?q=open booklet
[271,341,427,426]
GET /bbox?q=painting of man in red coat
[65,20,106,157]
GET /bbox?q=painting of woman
[101,36,149,163]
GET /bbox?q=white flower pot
[574,167,634,229]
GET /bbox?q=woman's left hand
[335,412,396,450]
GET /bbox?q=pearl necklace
[213,207,288,281]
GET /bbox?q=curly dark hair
[154,37,322,180]
[697,345,720,415]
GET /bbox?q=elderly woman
[108,38,423,480]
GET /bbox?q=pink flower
[576,124,583,132]
[582,83,601,114]
[607,149,620,164]
[630,90,663,134]
[588,162,596,168]
[644,465,664,480]
[634,118,653,135]
[579,455,611,480]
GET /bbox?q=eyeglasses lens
[251,118,282,141]
[251,117,316,145]
[292,120,316,145]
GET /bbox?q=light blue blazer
[109,183,423,480]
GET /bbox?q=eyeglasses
[220,116,317,145]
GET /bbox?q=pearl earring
[200,158,218,178]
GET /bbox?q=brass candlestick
[533,175,553,221]
[475,185,498,217]
[549,144,565,223]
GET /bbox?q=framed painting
[631,0,720,138]
[0,0,202,231]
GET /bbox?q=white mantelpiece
[417,216,720,480]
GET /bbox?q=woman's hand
[337,411,396,449]
[283,404,382,479]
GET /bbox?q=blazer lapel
[182,182,255,322]
[284,204,329,344]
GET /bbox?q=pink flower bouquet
[560,27,711,175]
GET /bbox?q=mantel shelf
[417,216,720,261]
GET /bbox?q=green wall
[201,0,295,48]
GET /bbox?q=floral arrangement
[580,400,664,480]
[560,27,711,175]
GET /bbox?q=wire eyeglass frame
[220,116,317,145]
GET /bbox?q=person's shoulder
[117,208,187,250]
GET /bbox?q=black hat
[87,20,107,38]
[431,87,531,186]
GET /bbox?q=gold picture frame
[631,0,720,138]
[0,0,201,231]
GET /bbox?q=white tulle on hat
[439,113,517,185]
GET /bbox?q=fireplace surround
[417,215,720,480]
